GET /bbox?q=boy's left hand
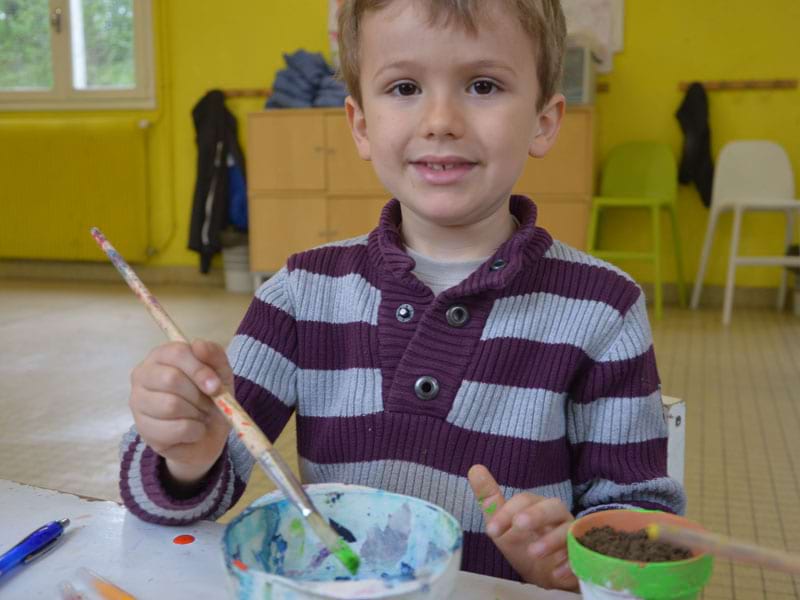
[468,465,579,591]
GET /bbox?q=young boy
[120,0,685,590]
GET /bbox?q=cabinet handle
[328,230,339,238]
[326,148,336,155]
[313,146,325,153]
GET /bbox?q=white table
[0,480,580,599]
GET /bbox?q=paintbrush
[90,228,360,575]
[647,523,800,575]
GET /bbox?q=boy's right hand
[129,340,233,487]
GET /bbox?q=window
[0,0,154,110]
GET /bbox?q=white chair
[690,141,800,325]
[662,395,685,485]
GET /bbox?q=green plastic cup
[567,509,713,600]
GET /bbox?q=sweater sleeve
[119,268,299,524]
[567,290,686,517]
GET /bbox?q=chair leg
[652,204,663,320]
[587,202,601,254]
[723,207,743,326]
[777,209,795,311]
[668,204,687,308]
[690,208,720,309]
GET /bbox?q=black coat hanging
[188,90,247,273]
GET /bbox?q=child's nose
[420,94,465,140]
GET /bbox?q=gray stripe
[544,240,635,284]
[227,335,297,408]
[602,293,652,362]
[299,458,573,533]
[482,292,622,360]
[296,368,383,417]
[447,381,566,441]
[125,439,234,520]
[255,267,294,316]
[289,270,381,326]
[567,391,667,445]
[226,429,256,487]
[574,477,686,515]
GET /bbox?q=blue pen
[0,518,70,577]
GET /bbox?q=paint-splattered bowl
[222,483,463,599]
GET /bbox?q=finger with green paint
[467,464,578,592]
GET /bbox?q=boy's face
[346,1,564,230]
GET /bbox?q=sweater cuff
[120,435,234,525]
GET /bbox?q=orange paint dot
[222,405,233,416]
[233,559,249,571]
[173,534,195,545]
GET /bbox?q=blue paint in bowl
[223,484,463,599]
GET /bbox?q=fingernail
[529,542,545,557]
[486,522,499,537]
[204,378,218,393]
[513,514,530,529]
[554,562,573,579]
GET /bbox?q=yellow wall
[595,0,800,287]
[3,1,799,288]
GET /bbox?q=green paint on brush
[333,539,361,575]
[484,502,498,516]
[289,518,304,535]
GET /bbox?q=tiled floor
[2,278,800,598]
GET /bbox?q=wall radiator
[0,119,149,262]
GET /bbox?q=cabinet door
[530,196,589,250]
[325,115,386,195]
[249,195,328,272]
[514,109,593,196]
[248,113,326,192]
[328,197,388,241]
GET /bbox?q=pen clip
[23,536,62,563]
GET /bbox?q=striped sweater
[119,196,685,581]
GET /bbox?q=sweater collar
[369,195,553,298]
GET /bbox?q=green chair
[587,142,686,320]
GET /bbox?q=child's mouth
[411,159,476,184]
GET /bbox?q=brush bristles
[307,511,361,575]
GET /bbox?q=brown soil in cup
[578,526,692,562]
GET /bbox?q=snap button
[396,304,414,323]
[490,259,507,271]
[445,304,470,328]
[414,376,440,400]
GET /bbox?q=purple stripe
[472,338,587,392]
[572,347,659,404]
[461,531,520,581]
[297,413,570,489]
[236,297,298,363]
[501,255,641,315]
[295,320,380,370]
[287,241,383,290]
[571,438,668,486]
[234,376,295,443]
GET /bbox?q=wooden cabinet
[247,107,594,273]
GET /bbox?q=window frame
[0,0,155,111]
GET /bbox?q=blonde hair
[338,0,566,111]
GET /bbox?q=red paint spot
[222,404,233,416]
[242,421,251,426]
[173,534,196,545]
[233,559,249,571]
[237,432,244,439]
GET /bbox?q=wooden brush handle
[656,525,800,575]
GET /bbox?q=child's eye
[390,82,420,96]
[469,80,499,95]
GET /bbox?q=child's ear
[345,96,371,161]
[528,93,566,158]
